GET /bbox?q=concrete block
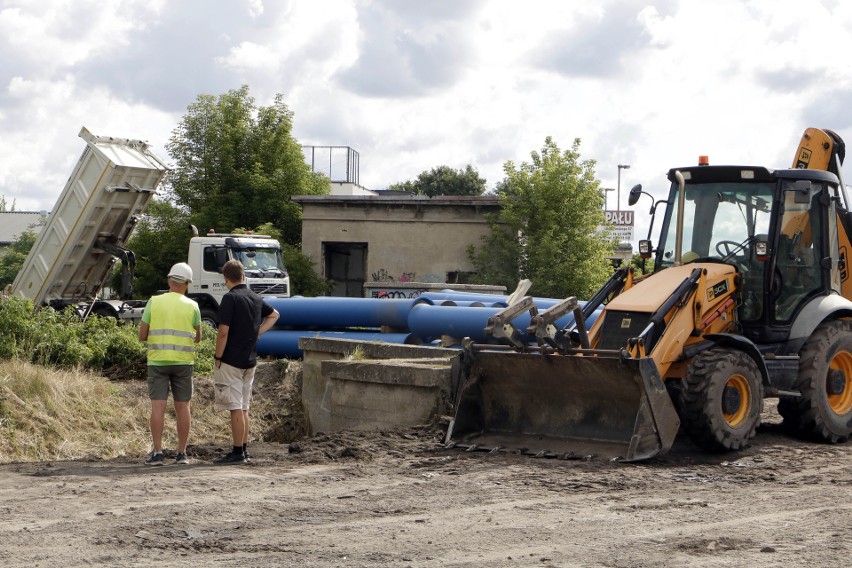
[299,338,459,435]
[319,359,452,432]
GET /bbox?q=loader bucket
[447,351,681,461]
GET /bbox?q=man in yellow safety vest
[138,262,202,465]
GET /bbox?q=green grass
[0,295,295,463]
[0,358,298,463]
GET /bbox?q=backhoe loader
[447,127,852,461]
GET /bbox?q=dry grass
[0,358,302,464]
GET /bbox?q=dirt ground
[1,364,851,567]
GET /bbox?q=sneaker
[144,451,165,466]
[215,451,247,465]
[175,452,190,465]
[244,448,251,463]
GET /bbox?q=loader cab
[651,165,844,343]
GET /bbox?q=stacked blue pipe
[265,296,422,329]
[256,330,417,358]
[258,290,602,358]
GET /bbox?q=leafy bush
[0,296,216,378]
[282,243,333,297]
[0,229,38,289]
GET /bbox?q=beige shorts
[214,363,256,411]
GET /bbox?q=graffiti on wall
[371,268,417,282]
[370,288,428,299]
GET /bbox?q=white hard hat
[168,262,193,283]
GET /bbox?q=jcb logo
[707,279,729,301]
[795,148,812,169]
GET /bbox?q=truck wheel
[91,306,118,320]
[778,320,852,443]
[200,308,218,329]
[681,348,763,452]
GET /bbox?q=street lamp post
[601,187,615,210]
[617,164,631,211]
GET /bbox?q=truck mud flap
[446,351,681,462]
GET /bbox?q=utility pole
[601,187,615,210]
[617,164,631,211]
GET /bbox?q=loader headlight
[638,239,653,259]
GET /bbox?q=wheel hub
[721,372,752,428]
[722,385,742,415]
[828,351,852,416]
[828,369,846,396]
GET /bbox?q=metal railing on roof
[302,145,359,185]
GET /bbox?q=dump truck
[447,127,852,461]
[9,127,290,323]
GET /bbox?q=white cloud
[0,75,174,211]
[217,41,280,70]
[0,1,164,71]
[0,0,851,252]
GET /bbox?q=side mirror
[628,184,643,206]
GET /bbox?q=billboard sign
[603,210,634,243]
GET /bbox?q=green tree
[165,85,329,245]
[468,137,612,299]
[0,195,16,211]
[629,253,649,276]
[387,165,486,197]
[0,229,37,289]
[123,199,194,297]
[128,86,332,297]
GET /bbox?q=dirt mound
[244,359,447,464]
[252,359,307,444]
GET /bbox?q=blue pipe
[438,300,507,308]
[257,293,602,357]
[407,302,602,343]
[420,291,511,304]
[256,329,418,358]
[265,296,430,329]
[421,291,562,310]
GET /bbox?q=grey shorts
[214,363,256,411]
[147,365,194,402]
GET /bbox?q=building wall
[294,195,500,293]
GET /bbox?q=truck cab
[187,233,290,327]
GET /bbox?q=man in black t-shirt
[213,259,280,464]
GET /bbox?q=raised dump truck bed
[10,127,169,310]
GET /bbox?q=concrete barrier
[299,337,460,435]
[318,359,453,432]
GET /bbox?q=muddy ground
[0,363,851,567]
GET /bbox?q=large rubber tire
[778,320,852,443]
[200,308,219,330]
[681,348,764,452]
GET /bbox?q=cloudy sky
[1,0,851,244]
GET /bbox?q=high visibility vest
[146,293,198,364]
